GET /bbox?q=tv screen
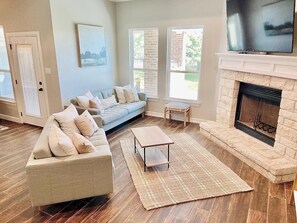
[226,0,295,53]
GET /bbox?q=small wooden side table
[164,102,190,127]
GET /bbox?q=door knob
[38,88,43,92]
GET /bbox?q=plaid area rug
[120,133,253,210]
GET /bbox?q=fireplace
[235,83,281,146]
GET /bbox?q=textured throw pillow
[124,86,140,103]
[75,110,99,137]
[48,125,78,157]
[76,90,94,107]
[101,95,118,109]
[89,96,105,114]
[53,104,80,137]
[72,132,95,154]
[115,86,127,104]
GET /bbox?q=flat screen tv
[226,0,295,53]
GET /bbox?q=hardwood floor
[0,116,296,223]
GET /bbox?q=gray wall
[116,0,225,121]
[50,0,119,105]
[0,0,62,120]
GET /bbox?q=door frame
[6,31,50,125]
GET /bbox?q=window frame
[166,26,204,103]
[0,26,15,102]
[129,27,159,99]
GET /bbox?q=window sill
[164,98,201,107]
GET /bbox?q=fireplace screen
[235,83,281,146]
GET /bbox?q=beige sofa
[26,115,114,207]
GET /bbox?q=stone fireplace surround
[200,53,297,183]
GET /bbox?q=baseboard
[145,111,206,124]
[0,114,22,123]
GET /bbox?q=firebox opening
[235,83,281,146]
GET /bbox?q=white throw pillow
[48,125,78,157]
[76,90,94,107]
[75,110,99,137]
[53,104,80,137]
[89,96,105,114]
[72,132,95,154]
[124,86,140,103]
[101,95,118,109]
[115,86,127,104]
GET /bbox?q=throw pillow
[72,132,95,154]
[115,86,127,104]
[48,125,78,157]
[124,86,140,103]
[101,95,118,109]
[89,96,105,114]
[76,90,94,107]
[75,110,99,137]
[53,104,80,137]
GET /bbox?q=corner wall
[50,0,119,105]
[115,0,226,121]
[0,0,62,119]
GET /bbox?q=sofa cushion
[33,115,58,159]
[48,125,78,157]
[53,104,81,137]
[89,128,109,147]
[101,95,118,109]
[101,88,114,99]
[75,110,99,137]
[72,132,95,154]
[119,101,146,113]
[100,106,129,125]
[123,86,140,103]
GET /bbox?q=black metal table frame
[133,136,170,172]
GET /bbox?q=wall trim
[145,111,206,124]
[0,114,22,123]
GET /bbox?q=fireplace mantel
[217,53,297,80]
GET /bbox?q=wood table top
[131,126,174,148]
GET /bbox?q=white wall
[50,0,119,105]
[116,0,225,121]
[0,0,62,119]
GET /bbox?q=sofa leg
[142,112,145,118]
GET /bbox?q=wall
[115,0,226,121]
[0,0,62,120]
[50,0,118,105]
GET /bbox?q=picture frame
[76,24,107,67]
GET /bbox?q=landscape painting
[77,24,107,67]
[262,0,294,36]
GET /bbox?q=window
[0,26,14,100]
[167,27,203,101]
[130,28,158,98]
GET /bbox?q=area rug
[120,133,253,210]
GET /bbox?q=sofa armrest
[26,149,113,206]
[138,92,147,101]
[92,115,103,128]
[73,105,102,115]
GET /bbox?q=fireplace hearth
[235,83,281,146]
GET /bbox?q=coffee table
[131,126,174,171]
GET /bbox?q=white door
[7,34,48,127]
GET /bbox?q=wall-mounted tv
[226,0,295,53]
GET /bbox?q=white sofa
[26,115,114,207]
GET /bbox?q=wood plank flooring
[0,116,296,222]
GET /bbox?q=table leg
[188,108,190,123]
[168,144,170,169]
[144,147,146,172]
[184,109,186,127]
[164,107,167,125]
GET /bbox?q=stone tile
[280,98,295,112]
[277,116,284,125]
[285,147,296,159]
[281,174,296,182]
[276,124,297,143]
[270,77,295,91]
[243,73,271,86]
[220,70,237,80]
[283,119,297,132]
[234,71,245,81]
[274,143,286,156]
[279,109,297,122]
[282,90,297,101]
